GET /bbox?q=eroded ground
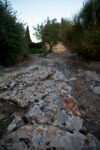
[0,51,100,150]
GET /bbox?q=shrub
[63,0,100,60]
[0,0,27,66]
[29,48,44,54]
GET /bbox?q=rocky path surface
[0,51,100,150]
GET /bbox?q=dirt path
[0,51,100,150]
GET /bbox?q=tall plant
[0,0,27,66]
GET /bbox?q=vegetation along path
[0,50,100,150]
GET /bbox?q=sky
[10,0,85,42]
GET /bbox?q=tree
[75,0,100,28]
[34,0,100,60]
[64,0,100,60]
[34,18,60,51]
[60,18,72,47]
[25,25,31,47]
[0,0,27,66]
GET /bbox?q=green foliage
[64,0,100,60]
[29,48,44,54]
[33,0,100,60]
[29,42,44,54]
[25,26,31,48]
[81,29,100,59]
[78,0,100,28]
[34,18,61,50]
[60,18,73,48]
[29,42,42,49]
[0,0,27,66]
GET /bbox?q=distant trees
[0,0,28,66]
[34,0,100,60]
[29,42,44,54]
[60,18,72,48]
[64,0,100,60]
[77,0,100,28]
[34,18,61,51]
[25,26,31,47]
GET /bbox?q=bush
[29,42,45,54]
[29,42,42,49]
[63,0,100,60]
[29,48,44,54]
[81,29,100,60]
[0,0,27,66]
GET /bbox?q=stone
[14,90,34,108]
[55,110,69,124]
[32,132,46,148]
[46,81,55,87]
[0,114,6,121]
[50,93,60,102]
[86,133,100,150]
[66,77,77,81]
[85,71,100,95]
[0,125,33,150]
[0,125,100,150]
[0,52,100,150]
[62,82,72,94]
[85,71,100,82]
[52,71,67,81]
[66,116,83,132]
[55,81,72,94]
[7,115,24,132]
[26,105,43,117]
[59,94,81,117]
[50,132,85,150]
[90,85,100,95]
[25,105,49,124]
[0,80,16,90]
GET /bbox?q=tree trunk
[49,42,52,52]
[40,41,52,57]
